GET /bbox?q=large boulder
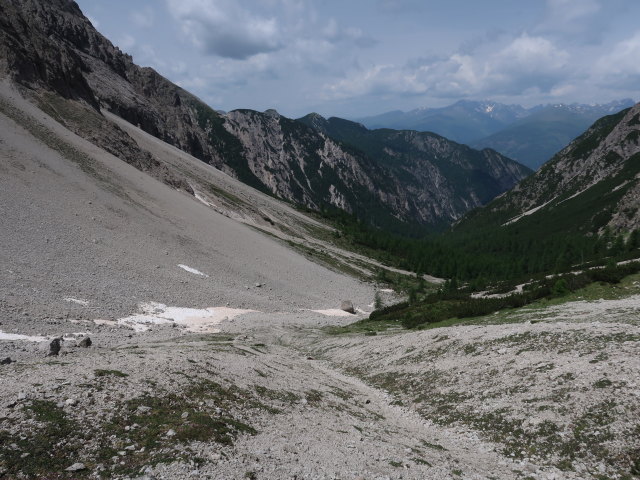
[340,300,355,314]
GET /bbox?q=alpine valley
[0,1,639,479]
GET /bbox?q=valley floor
[1,291,639,480]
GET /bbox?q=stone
[340,300,356,314]
[166,429,176,437]
[65,462,86,472]
[78,337,92,348]
[48,338,62,356]
[1,357,13,365]
[137,406,152,413]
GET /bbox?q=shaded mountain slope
[298,114,531,227]
[459,104,640,234]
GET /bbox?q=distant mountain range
[356,99,635,169]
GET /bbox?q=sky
[76,0,640,119]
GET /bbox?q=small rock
[166,429,176,437]
[1,357,14,365]
[65,398,77,406]
[137,406,152,413]
[340,300,356,314]
[65,462,86,472]
[181,412,189,419]
[365,399,371,404]
[77,337,92,348]
[255,283,262,288]
[48,338,62,356]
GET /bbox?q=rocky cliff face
[298,115,532,225]
[0,0,530,229]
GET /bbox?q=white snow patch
[118,302,256,333]
[64,297,90,306]
[612,181,629,192]
[380,288,394,293]
[194,191,216,208]
[178,264,209,277]
[0,331,48,342]
[309,309,355,317]
[93,319,117,326]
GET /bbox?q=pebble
[65,462,86,472]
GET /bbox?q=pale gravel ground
[1,81,639,479]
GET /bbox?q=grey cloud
[167,0,283,60]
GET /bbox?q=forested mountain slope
[298,114,531,229]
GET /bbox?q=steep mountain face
[0,0,529,230]
[356,100,529,144]
[458,103,640,235]
[298,114,531,226]
[472,100,636,169]
[0,0,257,188]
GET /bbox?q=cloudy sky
[77,0,640,119]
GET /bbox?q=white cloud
[165,0,376,63]
[595,31,640,86]
[131,8,155,28]
[323,34,570,101]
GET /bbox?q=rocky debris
[340,300,355,314]
[65,462,86,472]
[1,357,14,365]
[48,337,62,356]
[77,336,92,348]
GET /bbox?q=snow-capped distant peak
[485,105,495,113]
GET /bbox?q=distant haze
[77,0,639,118]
